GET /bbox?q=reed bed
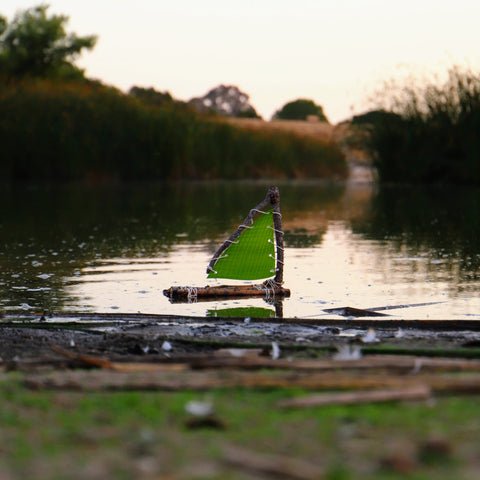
[0,80,347,182]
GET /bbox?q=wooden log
[24,369,421,391]
[23,368,480,394]
[51,346,187,372]
[163,283,291,301]
[50,345,113,369]
[188,354,480,373]
[50,347,480,375]
[277,386,431,408]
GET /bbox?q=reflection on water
[1,181,479,319]
[207,306,276,318]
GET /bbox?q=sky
[3,0,480,123]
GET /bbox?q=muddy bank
[1,313,480,365]
[2,315,480,480]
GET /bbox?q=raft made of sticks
[164,186,289,302]
[163,283,291,301]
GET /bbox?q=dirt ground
[2,313,480,364]
[2,313,480,480]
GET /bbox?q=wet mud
[1,313,480,364]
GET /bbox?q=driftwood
[23,367,480,393]
[323,301,446,317]
[50,346,187,373]
[163,283,290,301]
[189,354,480,373]
[19,347,480,399]
[50,346,480,375]
[277,386,432,408]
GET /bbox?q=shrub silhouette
[369,67,480,185]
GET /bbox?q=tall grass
[0,80,347,182]
[369,67,480,185]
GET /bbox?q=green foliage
[351,109,401,126]
[0,79,347,182]
[274,98,329,122]
[369,67,480,185]
[0,6,344,182]
[235,107,261,119]
[0,4,96,80]
[128,86,174,107]
[0,15,6,36]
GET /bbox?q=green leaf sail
[207,211,275,280]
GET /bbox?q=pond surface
[1,181,479,320]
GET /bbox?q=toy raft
[163,186,290,301]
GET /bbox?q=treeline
[367,67,480,185]
[0,80,347,182]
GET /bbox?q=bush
[273,99,329,122]
[369,67,480,185]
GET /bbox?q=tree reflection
[0,181,345,311]
[352,185,480,277]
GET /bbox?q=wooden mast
[270,186,284,286]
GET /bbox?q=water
[1,181,479,320]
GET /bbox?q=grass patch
[1,373,479,479]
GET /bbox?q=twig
[270,186,285,285]
[163,283,290,300]
[51,345,113,368]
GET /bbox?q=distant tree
[189,84,261,118]
[0,4,97,80]
[236,106,261,119]
[128,86,195,115]
[351,109,401,126]
[129,86,174,106]
[0,16,7,37]
[273,98,328,122]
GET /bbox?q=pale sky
[3,0,480,123]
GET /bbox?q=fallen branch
[51,346,187,373]
[22,369,420,391]
[189,354,480,373]
[427,375,480,394]
[163,283,290,301]
[222,445,324,480]
[277,385,431,408]
[23,367,480,395]
[50,346,480,375]
[51,345,113,368]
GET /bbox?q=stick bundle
[163,283,291,301]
